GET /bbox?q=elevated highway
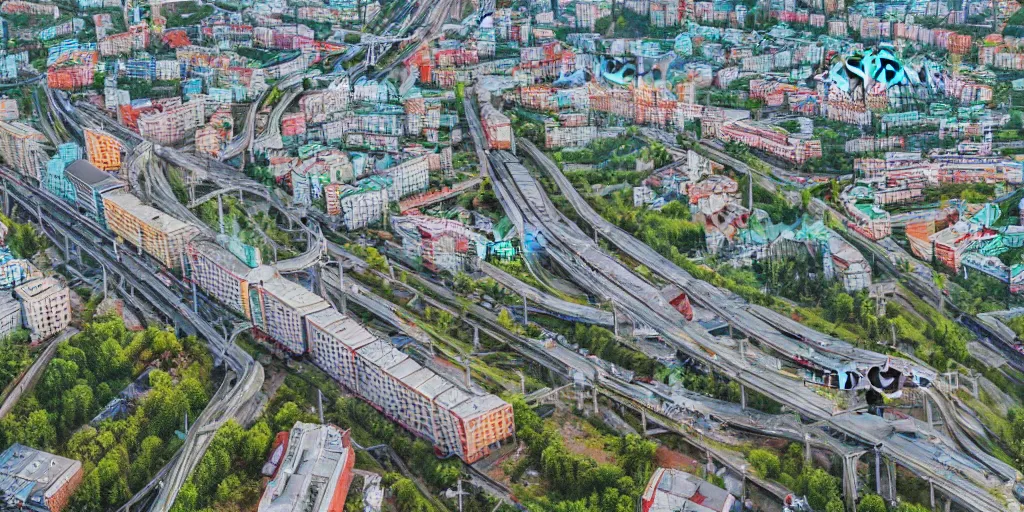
[463,101,1016,511]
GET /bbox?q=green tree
[748,449,781,479]
[825,500,845,512]
[274,401,302,432]
[806,469,841,512]
[38,358,79,408]
[859,494,886,512]
[23,410,56,449]
[827,293,854,323]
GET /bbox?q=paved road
[0,328,79,419]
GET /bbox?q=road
[462,102,1017,512]
[478,260,614,326]
[0,328,79,419]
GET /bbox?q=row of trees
[172,420,275,512]
[508,396,658,512]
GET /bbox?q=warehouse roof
[258,422,353,512]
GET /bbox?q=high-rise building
[84,129,123,171]
[13,276,71,341]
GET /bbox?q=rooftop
[0,444,81,510]
[257,422,353,512]
[102,190,197,235]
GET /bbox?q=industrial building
[101,190,200,269]
[257,422,356,512]
[0,444,83,512]
[13,276,71,341]
[306,308,515,462]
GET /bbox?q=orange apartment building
[84,129,122,171]
[47,50,99,90]
[102,190,200,269]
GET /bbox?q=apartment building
[84,129,122,171]
[299,76,350,124]
[0,444,82,512]
[102,190,200,269]
[0,0,58,17]
[544,119,597,148]
[391,216,480,273]
[14,276,71,341]
[258,422,356,512]
[64,159,124,225]
[137,99,205,145]
[249,276,330,354]
[186,240,277,323]
[0,121,46,179]
[306,310,515,462]
[194,126,223,158]
[47,49,98,90]
[480,103,512,150]
[575,0,606,30]
[383,155,430,200]
[0,292,21,338]
[719,120,822,164]
[336,177,390,230]
[98,24,149,56]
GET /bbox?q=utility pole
[522,291,528,325]
[339,263,346,316]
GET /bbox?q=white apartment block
[338,186,388,230]
[384,155,430,200]
[186,240,277,320]
[14,277,70,341]
[250,276,330,354]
